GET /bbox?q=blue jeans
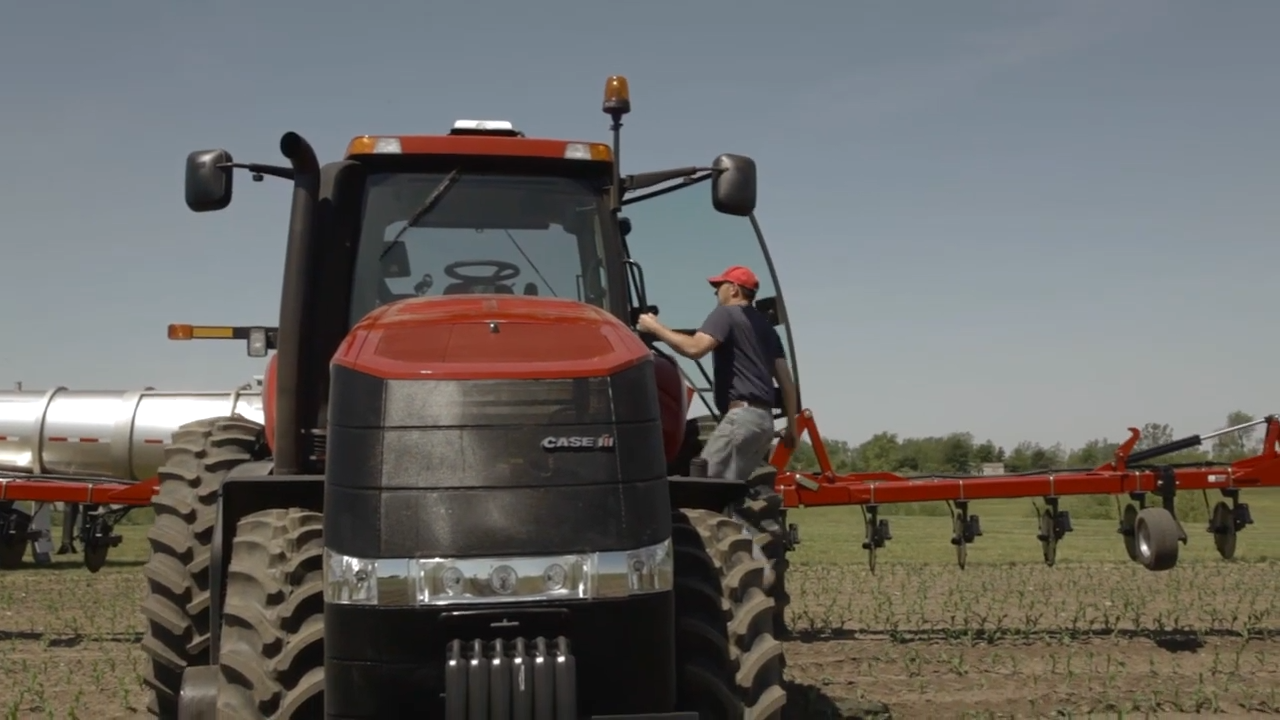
[700,406,776,482]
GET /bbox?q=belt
[728,399,772,411]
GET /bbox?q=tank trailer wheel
[0,505,32,570]
[1133,507,1181,572]
[1118,503,1141,562]
[1209,500,1237,560]
[140,416,268,718]
[0,538,24,569]
[674,508,787,720]
[215,507,325,719]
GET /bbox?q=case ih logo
[541,434,616,451]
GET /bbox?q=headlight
[323,538,674,607]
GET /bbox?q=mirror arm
[624,167,716,192]
[218,162,295,182]
[621,172,714,206]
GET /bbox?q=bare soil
[4,548,1280,718]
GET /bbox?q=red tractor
[141,76,800,719]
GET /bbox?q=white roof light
[563,143,592,160]
[451,119,516,132]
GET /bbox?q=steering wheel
[443,260,521,288]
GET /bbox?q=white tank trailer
[0,381,264,570]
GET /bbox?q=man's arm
[646,325,720,360]
[641,306,728,361]
[770,332,799,448]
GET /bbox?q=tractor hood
[331,295,650,381]
[323,293,670,560]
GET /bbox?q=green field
[3,491,1280,717]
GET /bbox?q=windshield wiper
[379,169,462,261]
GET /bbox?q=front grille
[445,636,576,720]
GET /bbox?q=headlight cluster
[324,538,674,607]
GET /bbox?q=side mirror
[185,149,234,212]
[711,153,757,217]
[755,296,782,326]
[618,216,632,238]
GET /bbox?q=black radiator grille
[445,636,577,720]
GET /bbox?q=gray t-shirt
[697,303,785,415]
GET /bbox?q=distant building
[980,462,1006,476]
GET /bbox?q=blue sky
[1,0,1277,452]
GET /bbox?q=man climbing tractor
[638,264,798,482]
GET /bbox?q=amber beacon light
[602,75,631,116]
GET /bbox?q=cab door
[620,177,802,423]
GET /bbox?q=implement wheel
[215,507,325,718]
[1134,507,1180,572]
[140,416,268,717]
[1210,501,1237,560]
[674,508,786,720]
[1119,504,1140,562]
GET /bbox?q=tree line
[784,410,1262,476]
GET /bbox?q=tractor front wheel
[215,507,326,719]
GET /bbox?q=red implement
[0,475,158,505]
[765,410,1277,572]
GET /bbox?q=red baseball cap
[707,265,760,291]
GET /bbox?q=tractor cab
[344,125,626,326]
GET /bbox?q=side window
[621,182,799,419]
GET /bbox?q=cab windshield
[349,171,613,326]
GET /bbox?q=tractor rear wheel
[141,416,267,717]
[215,507,325,718]
[673,415,795,640]
[737,466,793,639]
[673,508,787,720]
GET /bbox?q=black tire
[674,508,787,720]
[141,416,267,717]
[735,467,793,639]
[1210,500,1238,560]
[216,507,326,718]
[670,414,795,640]
[0,505,31,570]
[1120,503,1140,562]
[1134,507,1181,572]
